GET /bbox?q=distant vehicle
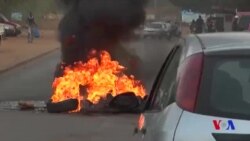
[134,33,250,141]
[0,13,21,36]
[236,12,250,31]
[142,22,171,39]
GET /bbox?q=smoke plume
[57,0,147,65]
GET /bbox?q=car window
[197,56,250,120]
[152,47,182,110]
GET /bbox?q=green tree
[170,0,250,12]
[0,0,57,20]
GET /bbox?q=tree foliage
[170,0,250,12]
[0,0,57,19]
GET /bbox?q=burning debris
[0,101,46,112]
[49,0,148,113]
[47,99,79,113]
[48,50,146,113]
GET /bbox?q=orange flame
[51,50,146,112]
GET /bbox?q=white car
[143,22,171,39]
[134,32,250,141]
[0,13,21,36]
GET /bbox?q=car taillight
[176,53,204,112]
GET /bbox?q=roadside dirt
[0,30,60,72]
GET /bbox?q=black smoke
[57,0,147,65]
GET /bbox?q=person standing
[196,15,204,34]
[232,15,239,31]
[190,20,196,33]
[206,16,214,32]
[27,12,36,43]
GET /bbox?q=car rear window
[196,55,250,120]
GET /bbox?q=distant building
[181,10,206,23]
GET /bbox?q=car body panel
[197,33,250,49]
[139,33,250,141]
[197,33,250,55]
[183,34,203,59]
[143,103,183,141]
[185,33,250,58]
[175,111,250,141]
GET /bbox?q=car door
[135,45,183,141]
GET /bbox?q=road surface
[0,38,177,141]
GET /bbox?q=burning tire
[109,92,140,112]
[47,99,78,113]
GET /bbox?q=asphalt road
[0,38,176,141]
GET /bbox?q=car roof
[185,32,250,57]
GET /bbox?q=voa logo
[213,120,235,131]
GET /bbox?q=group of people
[190,15,219,34]
[190,16,205,33]
[190,14,250,33]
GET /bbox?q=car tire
[47,99,79,113]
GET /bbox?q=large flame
[51,50,146,112]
